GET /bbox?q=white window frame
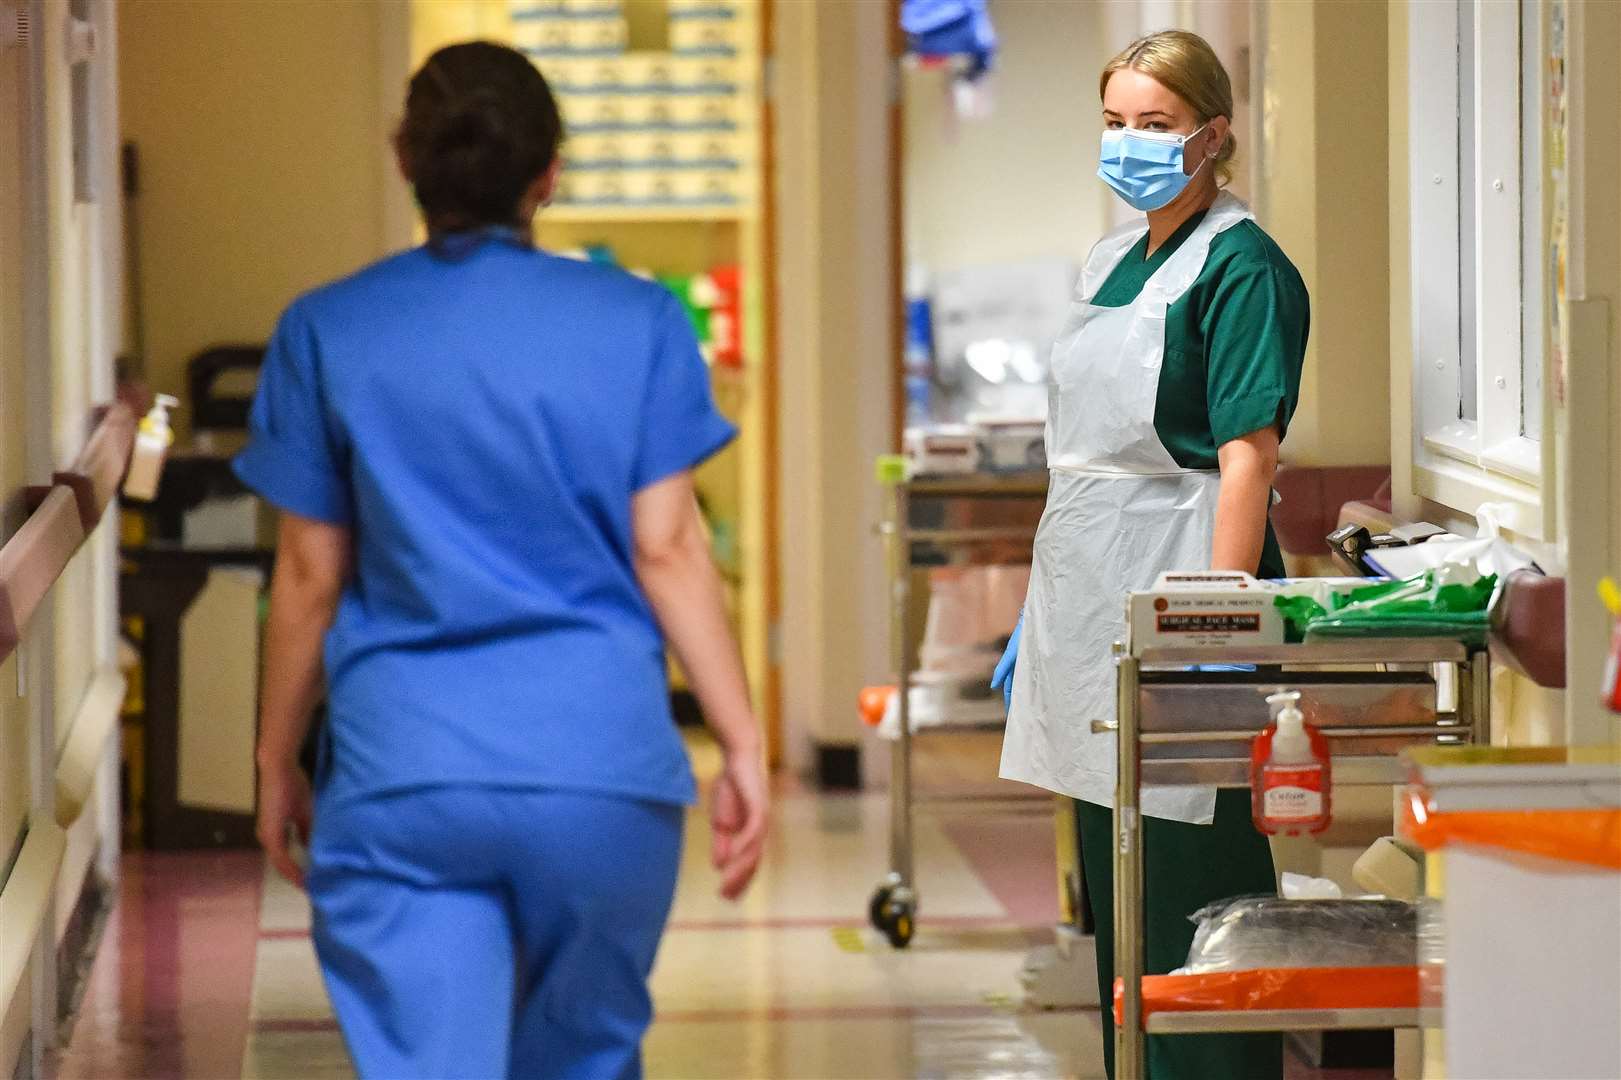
[1408,0,1552,539]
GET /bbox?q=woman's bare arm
[632,471,767,899]
[256,513,351,886]
[1211,426,1280,574]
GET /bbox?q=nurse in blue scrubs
[235,42,769,1080]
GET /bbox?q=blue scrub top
[234,232,735,808]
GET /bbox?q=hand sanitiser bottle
[1251,690,1332,836]
[123,394,179,502]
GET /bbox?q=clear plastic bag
[1418,895,1446,1012]
[1174,896,1419,974]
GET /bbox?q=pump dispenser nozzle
[1266,691,1308,755]
[1266,690,1302,717]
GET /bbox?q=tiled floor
[49,732,1391,1079]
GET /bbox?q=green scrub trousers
[1077,790,1282,1080]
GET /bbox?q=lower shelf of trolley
[1145,1006,1435,1034]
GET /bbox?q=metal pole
[888,479,914,887]
[1114,644,1146,1079]
[1469,649,1492,747]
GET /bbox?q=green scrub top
[1091,207,1310,578]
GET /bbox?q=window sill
[1422,422,1481,466]
[1412,448,1546,541]
[1479,436,1542,486]
[1421,424,1544,485]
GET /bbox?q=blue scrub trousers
[307,787,684,1080]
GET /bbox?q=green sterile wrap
[1275,568,1498,646]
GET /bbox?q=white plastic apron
[999,193,1254,825]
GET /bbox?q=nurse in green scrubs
[995,29,1309,1080]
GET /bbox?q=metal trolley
[867,466,1048,948]
[1108,636,1490,1078]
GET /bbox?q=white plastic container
[665,168,743,205]
[668,56,741,92]
[535,56,626,91]
[510,13,626,55]
[670,17,746,57]
[661,93,741,128]
[123,394,179,502]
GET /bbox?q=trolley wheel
[869,879,917,949]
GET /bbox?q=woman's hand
[710,747,769,901]
[257,760,314,890]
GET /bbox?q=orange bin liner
[1113,966,1421,1027]
[1402,791,1621,871]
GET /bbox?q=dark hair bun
[399,42,564,233]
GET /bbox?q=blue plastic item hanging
[901,0,997,79]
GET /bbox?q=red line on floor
[255,1018,343,1034]
[250,1004,1096,1035]
[258,914,1056,939]
[260,927,313,940]
[664,914,1055,932]
[654,1003,1098,1024]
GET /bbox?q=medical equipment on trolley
[1106,625,1493,1079]
[864,457,1047,949]
[902,425,980,477]
[1127,571,1287,649]
[975,418,1045,472]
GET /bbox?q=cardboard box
[568,132,743,168]
[511,14,627,54]
[1128,572,1287,650]
[670,17,747,57]
[561,92,741,130]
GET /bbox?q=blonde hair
[1100,30,1237,186]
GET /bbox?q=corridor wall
[118,0,395,435]
[1,1,128,1075]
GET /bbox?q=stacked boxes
[509,0,628,57]
[668,0,747,58]
[508,0,753,211]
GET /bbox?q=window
[1409,0,1548,533]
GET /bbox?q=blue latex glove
[991,613,1022,713]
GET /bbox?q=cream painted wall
[902,0,1110,274]
[1258,0,1391,469]
[1181,0,1255,204]
[773,1,895,771]
[118,0,394,432]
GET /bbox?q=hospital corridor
[4,1,1621,1080]
[49,737,1102,1079]
[47,734,1397,1080]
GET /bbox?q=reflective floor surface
[48,733,1389,1079]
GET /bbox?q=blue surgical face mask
[1097,124,1210,212]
